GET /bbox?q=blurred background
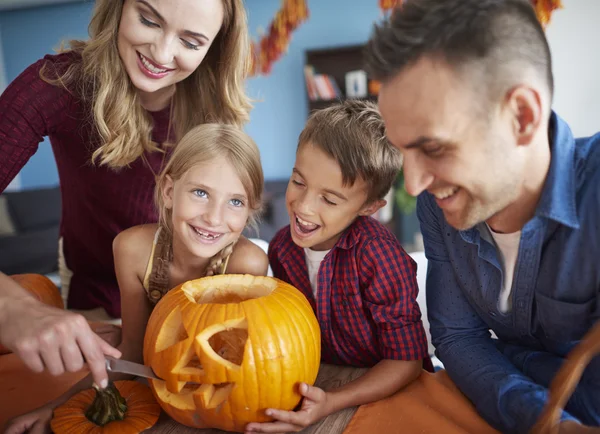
[0,0,598,276]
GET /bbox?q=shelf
[305,44,380,114]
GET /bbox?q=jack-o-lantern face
[143,275,321,432]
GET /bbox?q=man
[366,0,600,433]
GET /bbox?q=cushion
[0,196,17,237]
[0,226,59,274]
[3,186,61,233]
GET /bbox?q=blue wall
[245,0,382,180]
[0,0,383,188]
[0,2,93,189]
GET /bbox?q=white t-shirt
[304,247,330,297]
[487,225,521,313]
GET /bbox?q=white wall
[546,0,600,137]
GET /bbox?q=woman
[0,0,252,388]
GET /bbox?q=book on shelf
[304,65,341,101]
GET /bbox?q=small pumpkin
[0,274,64,355]
[143,274,321,432]
[10,273,64,309]
[51,380,161,434]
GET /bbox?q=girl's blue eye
[193,189,207,198]
[230,198,244,207]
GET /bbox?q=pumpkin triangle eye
[208,327,248,366]
[196,317,249,373]
[155,306,189,353]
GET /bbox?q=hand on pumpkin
[3,403,53,434]
[0,296,121,388]
[244,383,331,433]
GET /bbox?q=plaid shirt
[269,216,431,369]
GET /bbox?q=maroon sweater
[0,53,171,318]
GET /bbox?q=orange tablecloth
[344,370,499,434]
[0,352,88,429]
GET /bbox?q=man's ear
[359,199,386,217]
[505,85,543,147]
[162,175,174,209]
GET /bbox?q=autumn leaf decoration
[378,0,563,28]
[531,0,563,28]
[250,0,309,76]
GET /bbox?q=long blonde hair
[155,123,263,276]
[41,0,252,169]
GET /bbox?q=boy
[245,100,431,434]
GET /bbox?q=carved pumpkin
[143,274,321,432]
[0,274,64,355]
[51,380,161,434]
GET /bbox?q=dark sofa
[245,180,290,242]
[0,186,61,275]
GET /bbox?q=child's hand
[245,383,332,433]
[4,404,54,434]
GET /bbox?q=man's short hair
[366,0,554,106]
[298,99,402,203]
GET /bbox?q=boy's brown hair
[298,99,402,203]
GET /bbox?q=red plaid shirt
[269,216,431,370]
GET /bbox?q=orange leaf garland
[532,0,563,27]
[379,0,402,11]
[250,0,309,76]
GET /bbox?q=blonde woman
[5,123,267,434]
[0,0,251,389]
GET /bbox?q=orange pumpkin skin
[0,274,64,355]
[50,380,161,434]
[11,273,63,309]
[143,274,321,432]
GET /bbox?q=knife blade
[105,356,161,380]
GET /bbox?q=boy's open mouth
[295,214,320,234]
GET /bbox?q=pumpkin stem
[85,382,127,426]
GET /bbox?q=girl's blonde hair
[155,123,263,276]
[41,0,252,168]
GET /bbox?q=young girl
[5,123,268,434]
[0,0,252,386]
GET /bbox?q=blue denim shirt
[418,113,600,433]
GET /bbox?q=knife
[105,356,161,380]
